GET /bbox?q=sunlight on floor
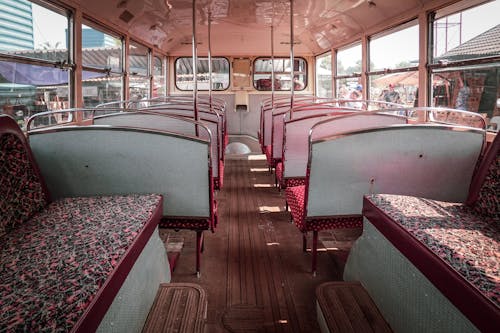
[259,206,282,213]
[250,167,269,172]
[247,154,266,160]
[253,183,274,188]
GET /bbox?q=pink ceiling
[71,0,430,55]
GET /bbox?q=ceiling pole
[192,0,199,135]
[289,0,294,119]
[208,9,212,107]
[271,24,275,107]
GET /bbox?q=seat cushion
[0,193,162,332]
[365,193,499,307]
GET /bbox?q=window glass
[253,57,307,91]
[336,78,363,100]
[337,43,362,76]
[153,56,166,97]
[431,68,499,120]
[0,1,68,62]
[0,60,69,128]
[369,71,418,106]
[368,21,419,106]
[432,0,500,63]
[370,22,419,72]
[430,1,500,128]
[175,57,229,91]
[335,42,362,100]
[82,23,122,71]
[82,71,122,107]
[316,52,332,98]
[129,41,148,76]
[129,41,149,100]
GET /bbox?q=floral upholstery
[0,194,162,332]
[284,177,306,188]
[0,133,47,236]
[305,216,363,231]
[264,145,275,168]
[286,185,362,232]
[215,159,224,190]
[472,154,499,217]
[160,217,211,230]
[276,162,283,185]
[286,185,306,229]
[365,193,499,307]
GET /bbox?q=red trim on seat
[363,196,499,333]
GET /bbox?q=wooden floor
[160,155,361,333]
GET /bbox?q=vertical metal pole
[208,10,212,106]
[271,24,275,106]
[289,0,294,118]
[192,0,199,135]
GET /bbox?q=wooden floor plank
[164,156,360,333]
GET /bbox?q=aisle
[162,156,360,333]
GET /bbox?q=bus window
[430,0,500,123]
[175,57,230,91]
[253,57,307,91]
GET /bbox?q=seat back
[0,116,48,234]
[306,125,484,217]
[466,133,500,217]
[29,125,212,218]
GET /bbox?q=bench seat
[1,115,168,332]
[360,193,499,332]
[0,194,163,332]
[344,134,499,332]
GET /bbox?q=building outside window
[0,0,70,128]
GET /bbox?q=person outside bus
[383,83,401,104]
[347,84,363,108]
[455,75,470,111]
